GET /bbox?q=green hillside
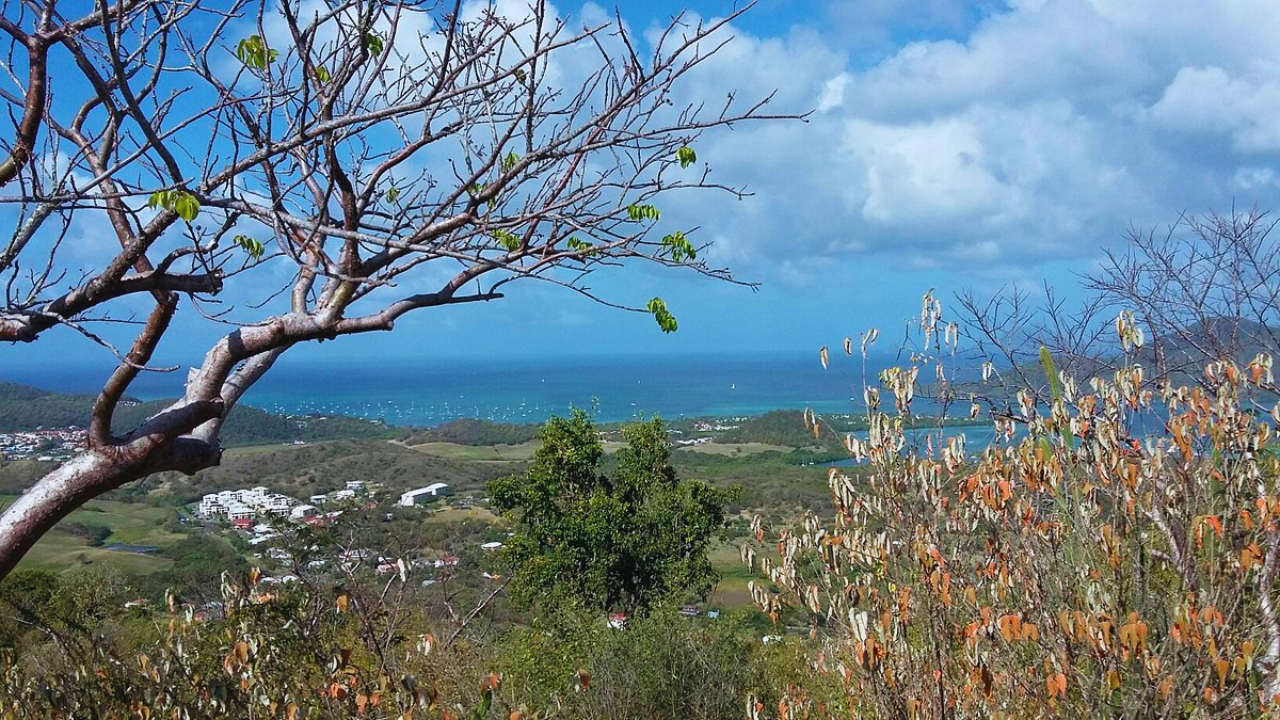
[160,439,515,504]
[0,382,398,446]
[0,383,98,430]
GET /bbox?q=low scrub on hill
[404,418,541,446]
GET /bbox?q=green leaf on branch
[313,66,330,83]
[676,146,697,168]
[235,35,277,70]
[148,189,200,222]
[514,68,528,84]
[468,182,498,210]
[502,151,520,173]
[566,237,596,256]
[173,195,200,222]
[492,229,522,252]
[146,189,173,210]
[233,235,265,260]
[384,186,400,204]
[661,231,696,262]
[626,204,660,222]
[363,33,384,57]
[1040,346,1061,403]
[647,297,678,333]
[1040,346,1075,450]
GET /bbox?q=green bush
[497,607,834,720]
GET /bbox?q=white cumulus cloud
[654,0,1280,281]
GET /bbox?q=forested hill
[0,383,96,429]
[0,382,398,446]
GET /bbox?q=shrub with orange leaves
[0,564,499,718]
[746,294,1280,718]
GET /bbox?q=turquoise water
[4,351,916,427]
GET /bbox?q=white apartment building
[198,487,299,521]
[398,482,451,507]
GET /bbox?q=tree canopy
[490,410,737,613]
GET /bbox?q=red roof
[232,518,253,529]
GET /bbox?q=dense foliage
[0,383,98,430]
[745,301,1280,719]
[0,538,814,719]
[490,411,738,613]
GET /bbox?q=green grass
[682,442,793,456]
[19,533,175,575]
[707,543,754,608]
[0,494,185,575]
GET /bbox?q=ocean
[3,351,909,427]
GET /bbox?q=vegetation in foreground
[743,301,1280,718]
[0,413,808,719]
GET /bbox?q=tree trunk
[0,402,223,580]
[0,452,140,579]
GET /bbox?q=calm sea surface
[4,352,915,427]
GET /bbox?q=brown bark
[0,26,46,188]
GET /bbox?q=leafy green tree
[490,411,737,614]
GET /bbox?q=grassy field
[682,442,793,456]
[707,543,754,608]
[0,495,184,575]
[17,533,175,575]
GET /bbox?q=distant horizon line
[0,346,910,372]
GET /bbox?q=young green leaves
[1039,346,1075,450]
[566,237,596,256]
[648,297,678,333]
[148,189,200,222]
[235,35,277,70]
[676,146,697,169]
[661,231,696,262]
[233,235,265,260]
[362,33,384,57]
[626,204,660,222]
[468,182,497,210]
[492,229,522,252]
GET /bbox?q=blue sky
[5,0,1280,371]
